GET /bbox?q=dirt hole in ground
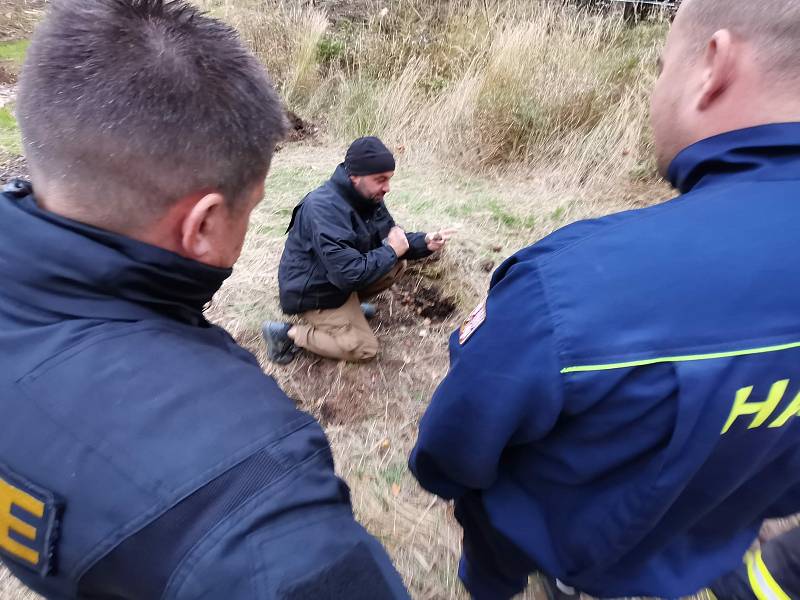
[285,111,317,142]
[387,279,456,323]
[275,112,318,153]
[375,259,457,327]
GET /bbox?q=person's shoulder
[8,318,320,577]
[301,181,351,215]
[21,319,307,419]
[19,320,312,479]
[487,198,687,310]
[519,199,680,266]
[304,175,344,203]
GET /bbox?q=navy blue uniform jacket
[410,123,800,598]
[0,181,409,599]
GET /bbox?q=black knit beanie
[344,137,396,176]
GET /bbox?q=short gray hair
[679,0,800,78]
[18,0,288,227]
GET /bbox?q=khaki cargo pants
[291,261,407,362]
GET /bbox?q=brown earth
[0,66,15,85]
[0,0,46,41]
[380,266,457,326]
[0,155,27,183]
[286,110,317,143]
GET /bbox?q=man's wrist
[384,241,402,258]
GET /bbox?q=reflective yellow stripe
[747,552,771,600]
[747,550,791,600]
[560,340,800,374]
[755,550,791,600]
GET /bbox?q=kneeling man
[264,137,453,364]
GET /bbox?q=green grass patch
[444,202,476,220]
[316,35,345,67]
[0,40,29,66]
[253,223,286,237]
[550,206,566,223]
[390,187,436,215]
[0,107,22,157]
[380,462,406,487]
[266,166,326,195]
[487,198,536,229]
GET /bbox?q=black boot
[261,321,296,365]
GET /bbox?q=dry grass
[0,0,45,42]
[199,0,666,188]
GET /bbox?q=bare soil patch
[0,155,27,182]
[375,258,458,328]
[0,65,16,85]
[286,111,317,143]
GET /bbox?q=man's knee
[335,326,379,362]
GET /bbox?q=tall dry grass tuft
[198,0,666,187]
[202,0,329,110]
[282,7,329,107]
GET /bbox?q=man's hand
[387,226,410,257]
[425,228,457,252]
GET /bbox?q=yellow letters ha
[721,380,789,435]
[769,387,800,429]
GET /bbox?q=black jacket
[0,180,410,599]
[278,164,431,314]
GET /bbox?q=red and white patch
[459,298,487,345]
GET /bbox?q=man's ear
[697,29,735,111]
[180,192,226,261]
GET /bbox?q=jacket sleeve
[381,206,432,261]
[409,255,563,500]
[404,232,433,261]
[306,201,398,293]
[164,447,410,600]
[78,425,410,600]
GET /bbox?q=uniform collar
[668,122,800,194]
[0,181,231,326]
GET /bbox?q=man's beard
[353,183,383,203]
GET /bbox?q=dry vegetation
[203,0,666,185]
[0,1,795,599]
[0,0,43,41]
